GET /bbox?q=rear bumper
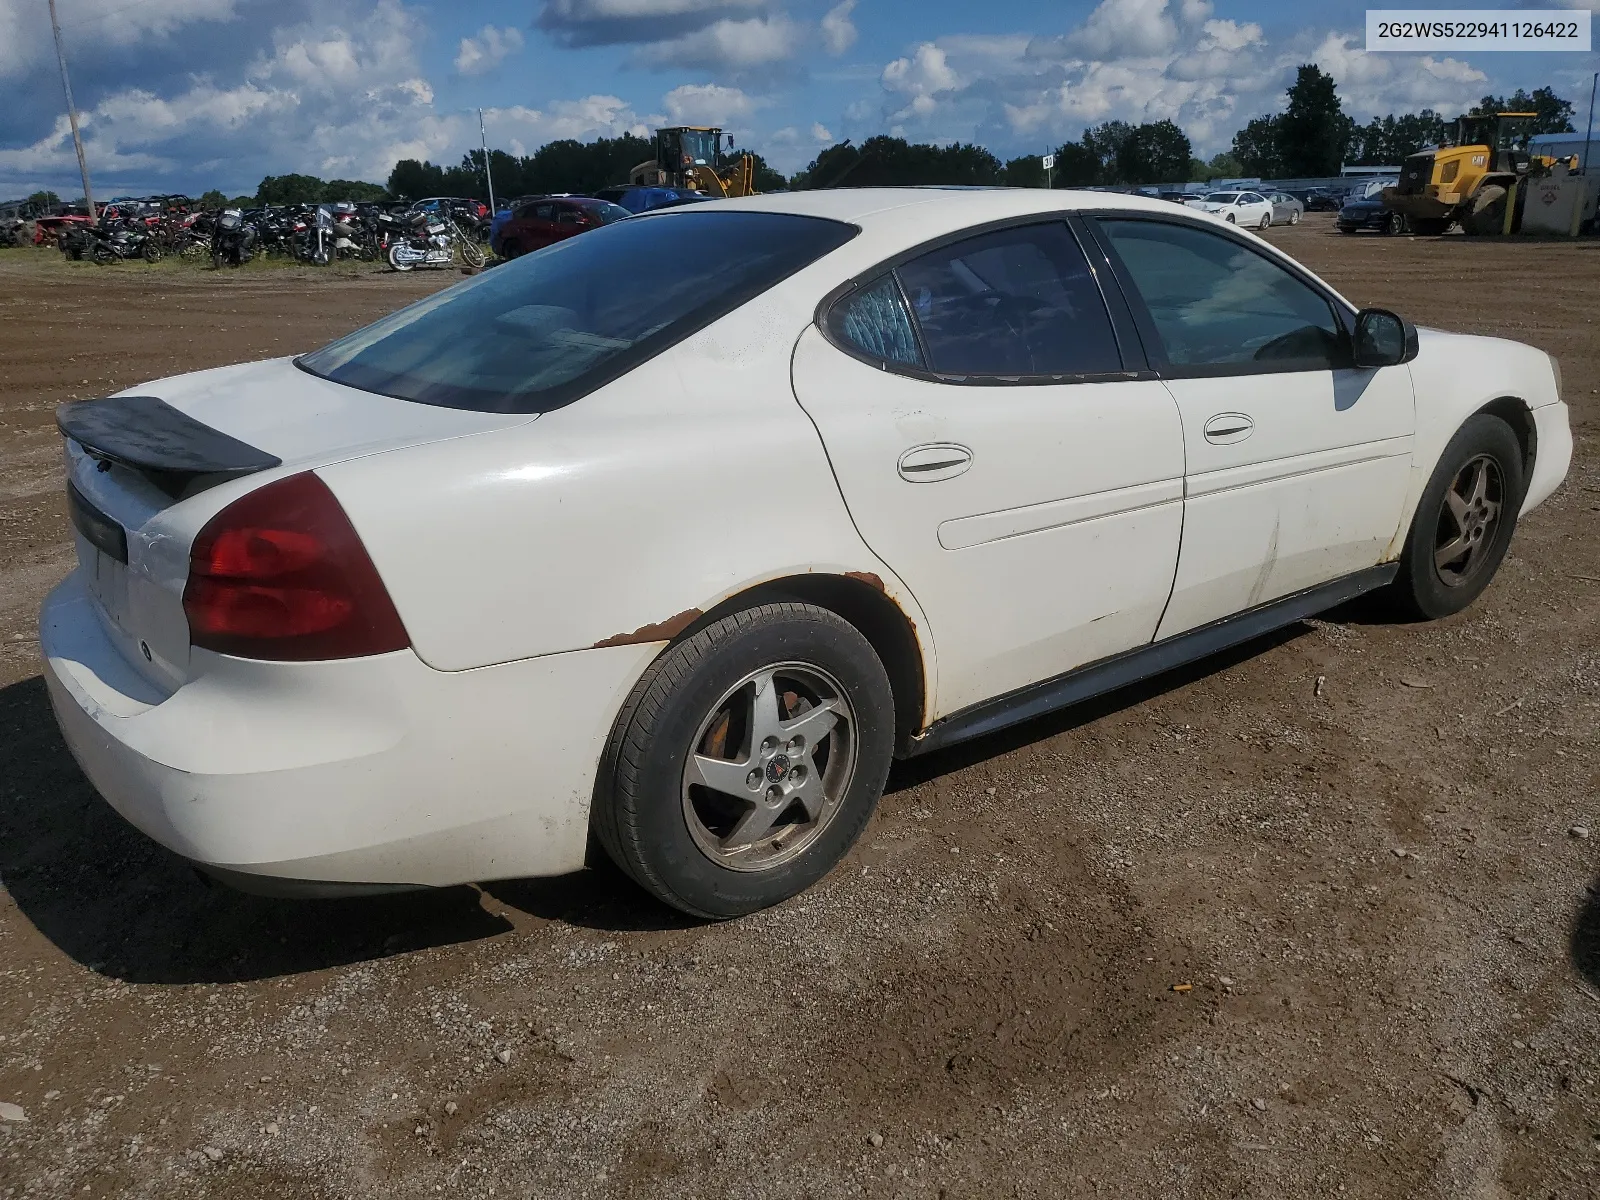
[41,571,656,888]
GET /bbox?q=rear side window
[1098,219,1344,371]
[298,211,857,413]
[827,276,923,368]
[892,223,1121,377]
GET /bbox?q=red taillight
[183,472,410,661]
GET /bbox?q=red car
[491,195,630,259]
[33,213,92,245]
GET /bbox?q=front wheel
[386,243,414,272]
[457,237,485,269]
[1225,213,1236,224]
[593,602,895,919]
[1388,414,1526,620]
[1259,212,1271,229]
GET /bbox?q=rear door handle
[897,443,973,482]
[1203,413,1254,444]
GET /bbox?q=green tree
[1204,151,1243,179]
[198,189,227,210]
[26,190,60,212]
[1276,64,1354,176]
[1231,116,1282,176]
[325,179,388,202]
[1050,140,1102,187]
[1115,119,1193,184]
[387,159,447,201]
[256,173,329,204]
[792,136,1002,188]
[1471,86,1574,134]
[1003,154,1046,187]
[1083,120,1136,183]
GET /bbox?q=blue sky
[0,0,1596,198]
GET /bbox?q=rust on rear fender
[592,608,704,648]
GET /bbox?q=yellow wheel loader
[628,126,759,198]
[1382,112,1580,236]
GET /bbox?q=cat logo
[1472,154,1487,167]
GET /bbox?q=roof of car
[644,186,1188,226]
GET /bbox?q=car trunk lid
[56,357,536,691]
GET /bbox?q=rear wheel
[386,243,414,272]
[593,602,895,919]
[1389,414,1525,620]
[90,244,115,265]
[1411,217,1449,236]
[141,240,162,263]
[1288,209,1301,225]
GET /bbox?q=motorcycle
[388,211,485,271]
[88,219,161,264]
[210,208,256,267]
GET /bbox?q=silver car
[1267,192,1304,226]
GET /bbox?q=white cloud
[661,81,764,126]
[882,43,960,98]
[0,0,242,80]
[1060,0,1183,60]
[820,0,856,55]
[1200,18,1261,53]
[640,14,802,69]
[454,25,524,76]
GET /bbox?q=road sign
[1041,153,1056,169]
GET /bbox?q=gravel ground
[0,219,1597,1199]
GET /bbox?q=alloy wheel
[1433,454,1504,586]
[681,662,858,872]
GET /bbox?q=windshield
[1207,193,1240,203]
[678,129,720,166]
[298,211,855,413]
[583,201,632,224]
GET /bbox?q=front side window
[1098,219,1345,371]
[299,211,856,413]
[891,223,1121,377]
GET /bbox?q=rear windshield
[582,201,632,224]
[297,210,856,413]
[1206,192,1240,203]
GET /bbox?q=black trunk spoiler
[56,395,281,498]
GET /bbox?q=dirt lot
[0,219,1597,1199]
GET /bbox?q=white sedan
[1188,190,1276,228]
[42,189,1572,918]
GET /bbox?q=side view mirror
[1353,307,1419,368]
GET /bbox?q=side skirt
[906,564,1399,758]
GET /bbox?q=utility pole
[48,0,96,222]
[1584,71,1598,178]
[478,108,496,213]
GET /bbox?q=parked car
[1301,187,1341,212]
[1186,190,1275,228]
[1337,195,1407,234]
[593,186,710,214]
[490,195,631,258]
[1266,191,1304,226]
[34,213,92,246]
[42,189,1571,918]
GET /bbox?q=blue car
[593,186,710,214]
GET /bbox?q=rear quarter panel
[315,272,937,701]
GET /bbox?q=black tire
[1411,217,1449,236]
[1225,213,1236,224]
[593,602,895,919]
[1465,184,1507,236]
[1389,414,1526,620]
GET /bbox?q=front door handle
[1203,413,1254,444]
[897,443,973,482]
